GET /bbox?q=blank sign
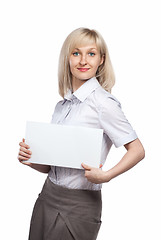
[25,121,103,169]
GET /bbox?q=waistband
[41,177,101,201]
[38,177,102,222]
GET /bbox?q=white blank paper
[25,121,103,169]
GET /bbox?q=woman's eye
[88,52,95,56]
[73,52,80,56]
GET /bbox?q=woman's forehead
[73,45,98,50]
[71,40,100,53]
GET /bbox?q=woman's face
[69,44,104,82]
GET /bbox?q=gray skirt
[28,177,102,240]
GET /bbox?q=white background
[0,0,160,239]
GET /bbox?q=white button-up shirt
[48,77,137,190]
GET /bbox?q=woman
[18,28,145,240]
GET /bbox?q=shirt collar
[63,77,100,103]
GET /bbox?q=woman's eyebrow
[88,48,97,51]
[74,48,97,51]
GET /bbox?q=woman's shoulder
[55,99,65,106]
[52,99,64,113]
[94,86,121,109]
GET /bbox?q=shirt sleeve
[51,100,64,124]
[98,96,138,148]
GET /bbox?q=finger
[84,170,90,177]
[19,141,30,149]
[20,142,30,149]
[19,150,31,158]
[81,163,92,171]
[18,155,30,161]
[19,146,32,155]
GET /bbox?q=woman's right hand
[18,138,32,166]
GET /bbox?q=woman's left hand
[81,163,110,184]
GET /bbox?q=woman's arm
[18,138,51,173]
[106,138,145,181]
[28,163,51,173]
[82,138,145,184]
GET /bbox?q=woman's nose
[80,54,87,65]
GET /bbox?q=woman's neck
[72,77,88,92]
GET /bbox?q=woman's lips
[77,68,90,72]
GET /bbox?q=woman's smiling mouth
[77,68,90,72]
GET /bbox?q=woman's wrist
[104,170,112,183]
[30,163,51,173]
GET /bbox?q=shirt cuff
[113,130,138,148]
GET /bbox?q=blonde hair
[58,28,115,98]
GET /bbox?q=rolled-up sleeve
[99,96,138,148]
